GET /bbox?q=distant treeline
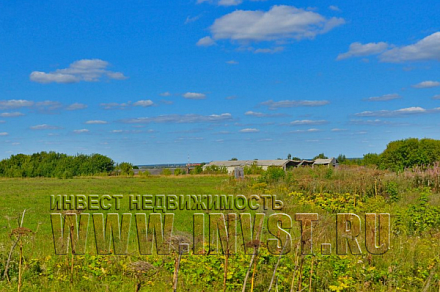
[338,138,440,171]
[0,152,125,178]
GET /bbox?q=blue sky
[1,0,440,164]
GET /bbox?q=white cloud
[112,130,124,133]
[412,81,440,89]
[198,0,242,6]
[85,120,108,124]
[208,5,344,43]
[183,92,206,99]
[0,132,8,136]
[226,60,239,64]
[226,95,237,100]
[73,129,89,134]
[261,99,330,110]
[350,119,398,126]
[290,119,327,125]
[133,100,154,107]
[290,128,320,133]
[254,47,285,54]
[218,0,242,6]
[30,59,127,84]
[380,32,440,62]
[337,42,388,60]
[331,128,346,132]
[0,99,34,110]
[121,113,232,124]
[433,94,440,99]
[160,92,172,97]
[240,128,259,133]
[196,36,216,47]
[100,102,132,110]
[30,124,61,130]
[329,5,341,12]
[245,111,285,117]
[0,99,85,112]
[355,106,440,117]
[364,93,401,101]
[66,103,88,110]
[0,112,24,117]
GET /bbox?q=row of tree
[0,151,131,178]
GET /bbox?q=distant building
[313,158,338,168]
[203,159,299,174]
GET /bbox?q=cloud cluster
[240,128,259,133]
[412,81,440,89]
[364,93,401,101]
[0,99,86,112]
[30,59,127,84]
[100,100,155,110]
[30,124,61,130]
[355,106,440,117]
[245,111,285,117]
[290,119,328,125]
[182,92,206,99]
[200,5,344,45]
[261,99,330,110]
[338,32,440,63]
[121,113,232,124]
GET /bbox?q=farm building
[313,157,338,168]
[203,159,300,174]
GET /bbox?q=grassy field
[0,168,440,291]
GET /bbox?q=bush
[161,168,172,176]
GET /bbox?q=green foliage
[0,152,115,178]
[203,165,227,174]
[174,168,184,175]
[313,153,328,160]
[406,188,440,234]
[260,166,285,182]
[380,138,440,171]
[243,161,264,175]
[161,168,172,176]
[386,181,399,202]
[117,162,134,176]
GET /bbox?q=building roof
[313,158,337,165]
[205,159,293,167]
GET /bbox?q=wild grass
[0,169,439,291]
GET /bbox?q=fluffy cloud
[66,103,88,110]
[245,111,285,117]
[198,0,243,6]
[206,5,344,43]
[261,99,330,110]
[121,113,232,124]
[0,99,86,112]
[331,128,346,132]
[254,47,284,54]
[412,81,440,88]
[73,129,89,134]
[0,112,24,117]
[30,59,127,84]
[380,32,440,62]
[0,99,34,110]
[196,36,216,47]
[290,119,327,125]
[329,5,341,12]
[85,120,108,124]
[100,100,155,110]
[0,132,8,136]
[290,128,320,133]
[338,32,440,63]
[364,93,401,101]
[240,128,259,133]
[337,42,389,60]
[133,100,154,107]
[30,124,61,130]
[183,92,206,99]
[160,92,172,97]
[355,106,440,117]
